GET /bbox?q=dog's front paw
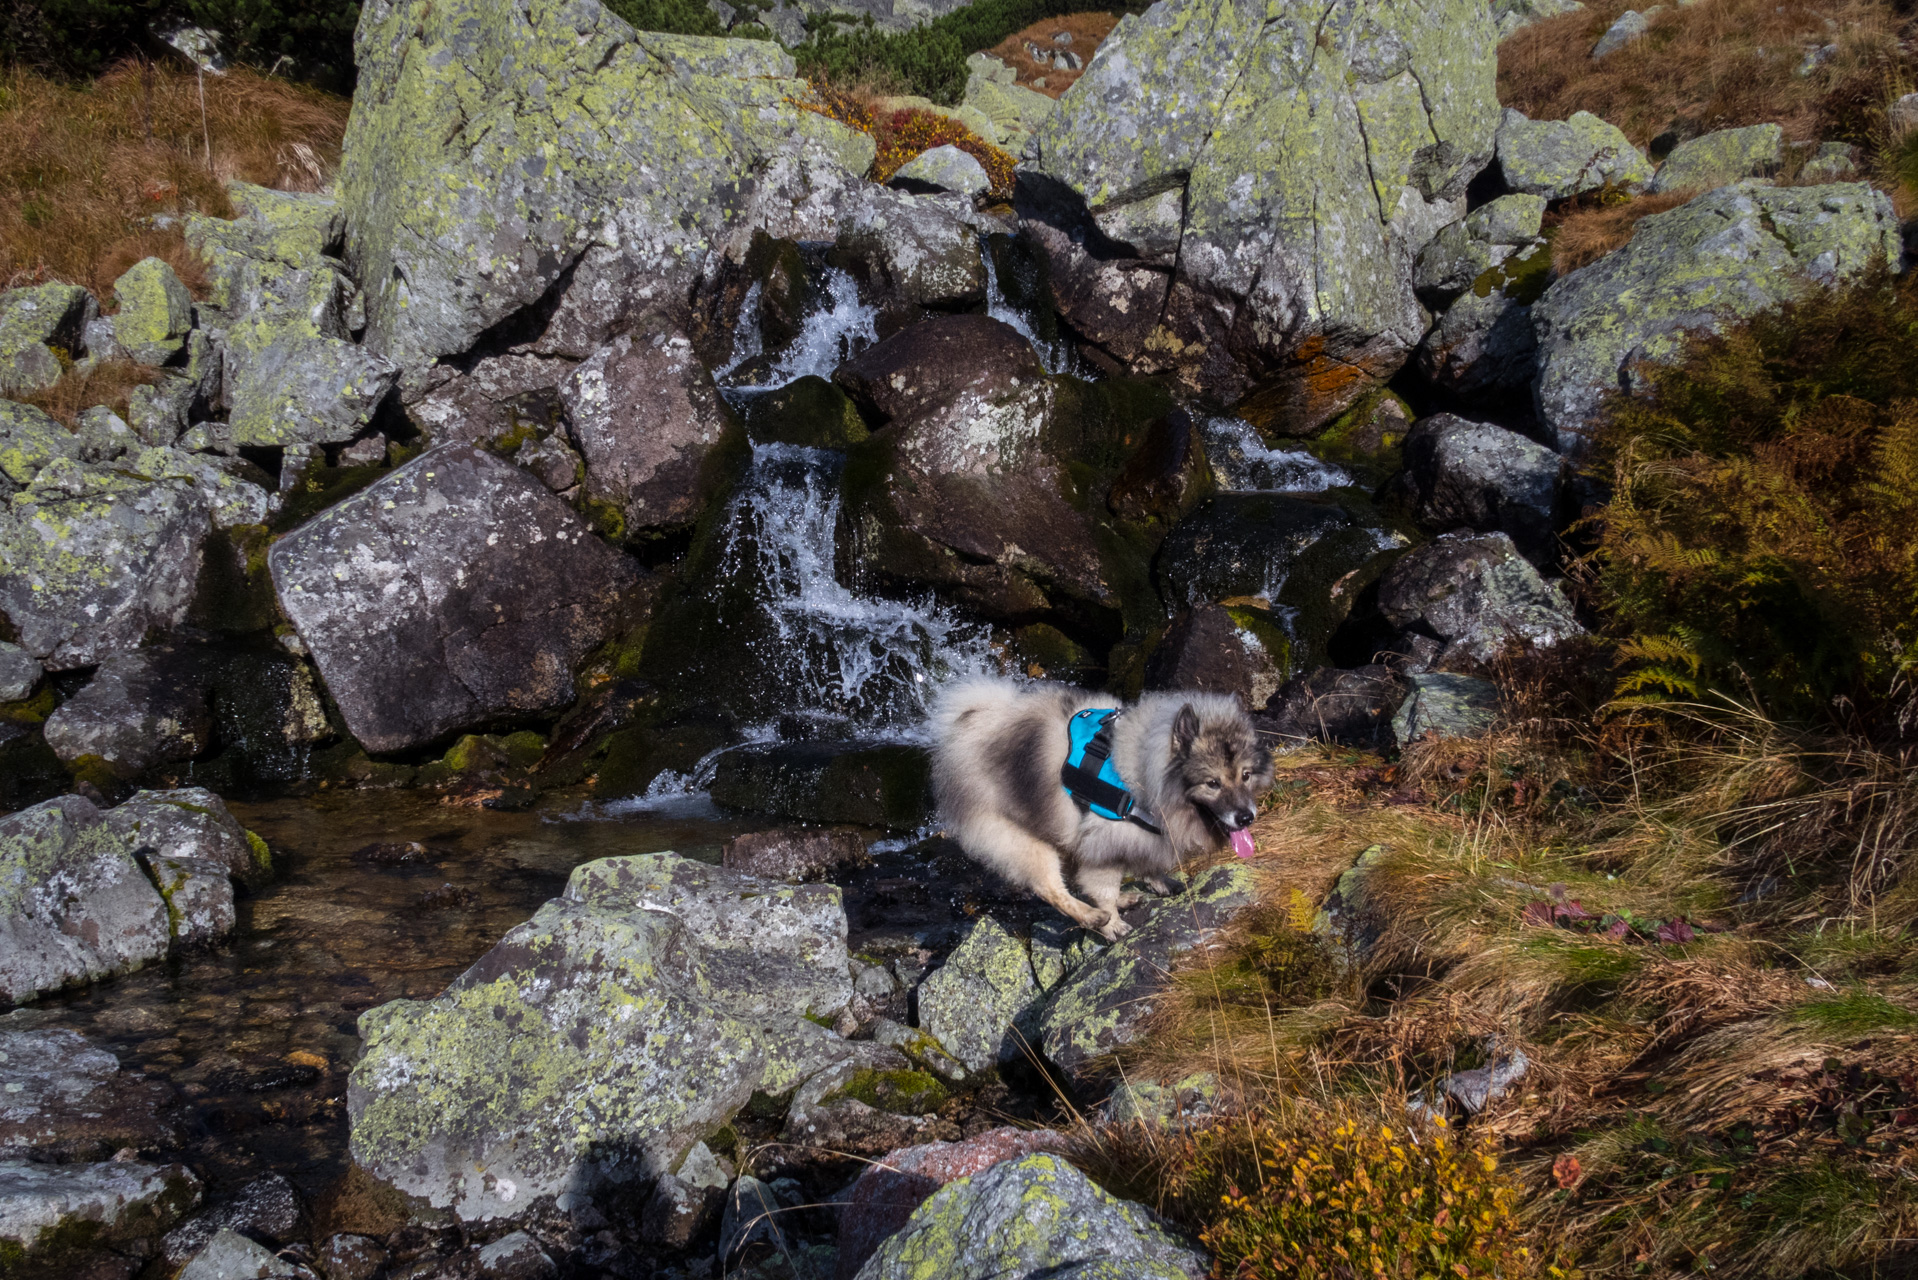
[1116,890,1144,910]
[1099,916,1133,941]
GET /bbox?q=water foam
[1199,416,1353,493]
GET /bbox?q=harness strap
[1060,713,1165,835]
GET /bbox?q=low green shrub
[3,0,361,89]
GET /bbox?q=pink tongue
[1230,829,1256,859]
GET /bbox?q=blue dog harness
[1060,709,1162,834]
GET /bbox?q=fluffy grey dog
[929,677,1272,940]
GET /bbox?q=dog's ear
[1172,703,1199,754]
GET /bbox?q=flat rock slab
[270,443,639,753]
[0,1157,200,1264]
[0,1028,183,1161]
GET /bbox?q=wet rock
[1396,413,1564,562]
[270,444,640,754]
[317,1234,385,1280]
[110,258,194,366]
[0,642,40,702]
[1106,408,1212,525]
[42,650,214,779]
[1023,0,1499,425]
[0,459,209,671]
[1037,864,1257,1088]
[838,192,989,311]
[406,354,573,448]
[0,724,64,812]
[1392,671,1500,744]
[559,327,738,534]
[1650,123,1783,194]
[0,400,79,486]
[892,146,990,198]
[0,1028,184,1161]
[723,827,870,882]
[835,313,1040,423]
[1377,532,1582,669]
[917,917,1041,1075]
[639,1142,730,1249]
[1590,8,1649,57]
[0,283,95,396]
[736,376,869,449]
[711,742,931,830]
[0,1158,200,1267]
[1144,603,1287,709]
[1256,664,1409,749]
[850,1152,1203,1280]
[1495,108,1651,200]
[146,855,236,947]
[477,1230,556,1279]
[1417,281,1542,399]
[835,1127,1068,1280]
[178,1227,297,1279]
[162,1172,309,1267]
[0,796,171,1006]
[349,852,860,1222]
[104,789,268,886]
[1532,182,1902,453]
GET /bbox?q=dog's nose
[1231,809,1255,830]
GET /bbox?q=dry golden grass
[1548,191,1692,274]
[20,358,160,428]
[1497,0,1912,150]
[0,60,349,300]
[984,12,1120,99]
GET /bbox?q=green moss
[245,829,273,874]
[500,731,546,769]
[1307,388,1409,488]
[269,465,390,533]
[1223,605,1294,684]
[0,684,56,725]
[824,1067,950,1115]
[66,752,127,787]
[579,494,629,544]
[1472,237,1553,304]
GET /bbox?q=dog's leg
[1143,876,1179,896]
[972,815,1112,934]
[1075,865,1132,941]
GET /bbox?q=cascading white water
[720,268,880,386]
[1199,415,1353,493]
[981,238,1079,377]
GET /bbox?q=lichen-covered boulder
[892,146,990,198]
[1494,108,1651,199]
[1376,531,1582,668]
[917,916,1042,1075]
[101,788,272,889]
[1023,0,1500,428]
[110,258,194,366]
[0,642,38,702]
[0,797,171,1006]
[1037,864,1258,1086]
[343,0,866,376]
[269,444,640,753]
[963,54,1055,154]
[836,189,990,310]
[348,852,861,1223]
[1413,194,1546,304]
[126,446,274,529]
[0,1029,184,1162]
[0,284,95,396]
[146,855,237,947]
[851,1153,1205,1280]
[0,1158,200,1268]
[1396,413,1564,562]
[1531,182,1902,453]
[1393,671,1499,744]
[41,649,214,778]
[1649,122,1783,194]
[0,459,209,670]
[0,400,79,487]
[188,182,344,308]
[558,327,739,535]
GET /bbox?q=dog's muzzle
[1221,807,1256,832]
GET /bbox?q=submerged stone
[0,1028,185,1161]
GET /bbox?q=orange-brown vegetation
[0,60,350,300]
[984,12,1119,98]
[1497,0,1912,150]
[20,358,160,428]
[1546,189,1690,274]
[795,81,1017,199]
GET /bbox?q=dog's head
[1169,699,1273,833]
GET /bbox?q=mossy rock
[823,1068,950,1115]
[1305,388,1412,491]
[736,376,868,448]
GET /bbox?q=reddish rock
[836,1127,1069,1280]
[722,827,870,882]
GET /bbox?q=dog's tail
[927,674,1025,747]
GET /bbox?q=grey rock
[348,852,861,1222]
[317,1234,385,1280]
[0,400,79,485]
[1378,531,1583,668]
[477,1230,556,1279]
[42,650,213,778]
[1393,671,1500,743]
[81,315,126,364]
[1893,92,1918,136]
[1800,141,1860,182]
[1101,1072,1222,1126]
[1651,123,1783,193]
[1591,8,1649,56]
[338,433,388,467]
[111,257,194,366]
[1417,281,1541,397]
[1397,413,1564,561]
[0,796,171,1006]
[1493,0,1583,37]
[269,443,639,753]
[127,445,274,529]
[560,328,737,533]
[128,371,197,445]
[178,1227,297,1279]
[163,1171,308,1267]
[0,283,95,396]
[0,458,209,670]
[850,1152,1205,1280]
[918,916,1041,1075]
[74,405,136,463]
[405,353,575,447]
[1314,843,1386,963]
[720,1175,788,1266]
[1532,182,1902,453]
[0,1158,200,1264]
[891,145,990,197]
[0,642,40,702]
[963,54,1055,154]
[1496,108,1652,199]
[1414,194,1546,303]
[0,1028,183,1160]
[146,855,236,947]
[640,1143,730,1248]
[853,962,899,999]
[513,433,579,492]
[1144,603,1286,710]
[836,189,989,309]
[1438,1046,1529,1113]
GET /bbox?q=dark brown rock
[406,353,573,446]
[833,314,1043,425]
[1106,408,1212,523]
[1257,664,1409,749]
[1144,604,1285,708]
[722,827,870,882]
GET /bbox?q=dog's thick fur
[930,677,1273,939]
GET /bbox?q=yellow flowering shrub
[1180,1107,1567,1280]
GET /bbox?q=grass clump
[794,81,1016,198]
[1547,190,1689,276]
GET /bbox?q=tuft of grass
[1547,190,1691,275]
[0,59,349,299]
[1790,987,1918,1035]
[20,357,159,427]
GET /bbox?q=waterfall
[1198,415,1353,493]
[981,238,1078,377]
[720,267,880,387]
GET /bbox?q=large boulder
[42,649,215,778]
[348,852,861,1223]
[1144,603,1287,709]
[1412,193,1546,305]
[343,0,871,377]
[0,458,210,670]
[916,916,1042,1075]
[1375,531,1582,669]
[1395,413,1564,562]
[850,1153,1205,1280]
[1649,123,1782,195]
[0,797,171,1006]
[1022,0,1500,428]
[0,1028,184,1161]
[1532,182,1903,453]
[101,788,272,889]
[0,400,80,488]
[0,1158,200,1269]
[0,284,95,396]
[836,189,991,310]
[1494,108,1651,199]
[269,444,640,753]
[110,258,194,366]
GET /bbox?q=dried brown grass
[20,358,160,428]
[1548,191,1693,275]
[0,60,349,300]
[1497,0,1913,150]
[984,12,1120,99]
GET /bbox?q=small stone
[1496,108,1652,199]
[317,1234,385,1280]
[853,962,899,999]
[0,642,40,702]
[889,145,991,198]
[337,433,388,467]
[147,855,236,947]
[1101,1072,1222,1126]
[476,1230,556,1279]
[178,1227,297,1279]
[0,399,80,484]
[1800,141,1859,182]
[512,433,579,492]
[110,258,194,366]
[1591,8,1649,57]
[1392,672,1501,745]
[74,406,136,463]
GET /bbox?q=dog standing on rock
[930,677,1273,940]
